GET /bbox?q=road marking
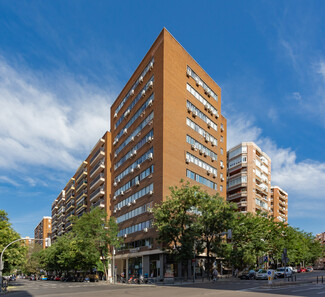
[292,287,323,292]
[317,292,325,295]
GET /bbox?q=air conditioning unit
[207,122,211,128]
[123,128,128,135]
[195,78,200,86]
[186,68,191,77]
[121,191,124,196]
[131,136,135,142]
[221,126,224,132]
[135,180,140,186]
[133,149,137,155]
[214,140,218,146]
[185,157,190,164]
[209,107,213,114]
[136,164,141,170]
[130,89,135,96]
[191,144,195,150]
[215,113,219,119]
[220,164,224,169]
[199,149,203,155]
[113,209,117,213]
[130,168,134,173]
[113,195,117,200]
[187,106,191,113]
[127,202,131,207]
[132,200,136,204]
[211,157,216,162]
[221,177,225,182]
[139,76,144,84]
[114,138,119,144]
[148,99,153,106]
[114,112,118,118]
[213,173,216,178]
[148,81,153,89]
[204,152,207,157]
[204,104,208,111]
[148,153,153,161]
[130,153,134,158]
[208,90,212,98]
[147,136,153,143]
[117,178,121,183]
[204,87,208,94]
[192,111,198,118]
[149,190,153,195]
[149,61,154,71]
[114,153,117,158]
[205,137,209,143]
[124,109,130,117]
[207,170,212,175]
[141,90,146,97]
[124,234,128,238]
[143,228,148,233]
[113,181,117,187]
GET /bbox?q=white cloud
[0,176,20,187]
[0,57,115,171]
[227,115,325,222]
[317,60,325,81]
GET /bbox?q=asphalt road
[4,271,325,297]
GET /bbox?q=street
[4,271,325,297]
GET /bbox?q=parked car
[255,269,268,280]
[239,269,256,280]
[29,275,37,281]
[307,267,314,272]
[54,276,61,281]
[41,275,48,280]
[275,267,293,278]
[291,267,298,273]
[298,267,307,273]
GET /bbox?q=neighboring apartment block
[51,132,111,242]
[110,28,227,279]
[227,142,271,214]
[315,232,325,269]
[34,216,52,249]
[270,186,288,223]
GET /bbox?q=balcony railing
[76,190,87,202]
[89,173,105,190]
[76,169,87,183]
[90,186,105,202]
[90,147,105,166]
[76,201,87,213]
[76,180,87,193]
[90,160,105,178]
[92,199,105,209]
[227,191,247,200]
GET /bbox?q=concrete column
[143,255,150,276]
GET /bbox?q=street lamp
[0,237,50,292]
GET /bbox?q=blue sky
[0,0,325,237]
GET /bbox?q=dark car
[239,269,256,280]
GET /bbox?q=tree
[71,207,121,281]
[0,210,27,274]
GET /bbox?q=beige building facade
[270,186,288,223]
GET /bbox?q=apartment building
[51,132,111,242]
[110,28,227,279]
[227,142,271,214]
[315,232,325,269]
[34,216,52,249]
[270,186,288,223]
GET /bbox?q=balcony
[76,180,87,193]
[90,186,105,202]
[65,191,74,203]
[92,199,105,209]
[90,173,105,190]
[66,201,75,212]
[76,200,87,213]
[237,200,247,207]
[65,221,73,230]
[90,160,105,178]
[227,191,247,201]
[76,169,87,183]
[76,190,87,202]
[90,147,105,166]
[65,184,75,196]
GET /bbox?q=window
[186,118,218,146]
[115,112,154,156]
[186,170,217,190]
[220,185,223,192]
[186,152,217,176]
[187,101,218,131]
[220,148,223,155]
[114,184,153,210]
[187,66,218,102]
[186,135,218,160]
[228,176,247,187]
[114,148,153,185]
[229,146,247,159]
[118,219,153,237]
[116,202,153,224]
[115,58,154,115]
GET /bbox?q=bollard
[322,276,324,284]
[317,276,319,284]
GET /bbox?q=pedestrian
[235,268,238,278]
[212,268,218,282]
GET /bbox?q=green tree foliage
[0,210,27,274]
[153,182,235,276]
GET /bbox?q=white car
[275,267,293,278]
[255,269,277,280]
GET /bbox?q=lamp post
[0,237,50,292]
